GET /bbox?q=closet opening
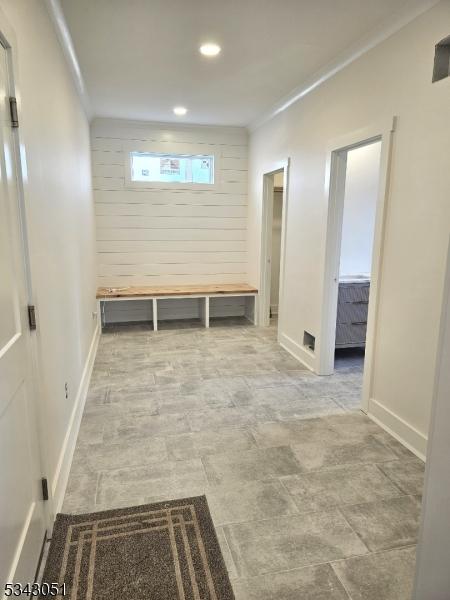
[259,162,289,334]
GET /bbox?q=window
[130,152,214,184]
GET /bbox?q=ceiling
[60,0,433,127]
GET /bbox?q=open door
[0,41,47,590]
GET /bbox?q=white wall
[0,0,97,511]
[270,190,283,313]
[91,118,248,321]
[248,1,450,456]
[339,142,381,277]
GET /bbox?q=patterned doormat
[42,495,235,599]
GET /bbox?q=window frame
[124,142,220,191]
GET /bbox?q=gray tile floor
[62,317,424,599]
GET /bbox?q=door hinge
[41,478,49,502]
[28,305,36,330]
[9,96,18,128]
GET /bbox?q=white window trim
[124,141,221,191]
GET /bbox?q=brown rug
[42,496,235,599]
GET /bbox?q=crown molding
[249,0,440,132]
[44,0,92,120]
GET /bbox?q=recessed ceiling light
[199,43,221,57]
[173,106,187,116]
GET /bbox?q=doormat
[41,495,235,599]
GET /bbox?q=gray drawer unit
[336,281,370,348]
[336,323,367,347]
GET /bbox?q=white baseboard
[51,324,100,516]
[368,397,427,461]
[278,331,315,372]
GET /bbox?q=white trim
[278,164,290,338]
[51,324,100,516]
[93,116,248,138]
[201,296,209,328]
[152,298,158,331]
[279,331,315,373]
[259,159,289,328]
[249,0,440,131]
[44,0,91,119]
[318,117,395,422]
[368,398,427,461]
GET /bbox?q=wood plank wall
[91,119,249,322]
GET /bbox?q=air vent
[432,35,450,83]
[303,331,315,353]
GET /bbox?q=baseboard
[368,398,427,461]
[278,331,315,372]
[51,323,100,516]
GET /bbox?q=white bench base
[97,291,257,330]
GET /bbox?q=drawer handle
[351,321,367,325]
[353,300,369,305]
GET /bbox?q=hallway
[63,320,424,599]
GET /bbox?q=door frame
[259,159,290,332]
[0,8,52,580]
[318,117,395,413]
[413,235,450,598]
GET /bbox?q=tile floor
[62,317,424,599]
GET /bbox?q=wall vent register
[432,35,450,82]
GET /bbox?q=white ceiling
[60,0,434,127]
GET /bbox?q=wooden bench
[96,283,258,330]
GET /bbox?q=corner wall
[0,0,98,511]
[248,1,450,457]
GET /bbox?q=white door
[0,42,46,591]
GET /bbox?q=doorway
[319,118,395,412]
[0,38,47,589]
[260,162,289,331]
[334,140,381,376]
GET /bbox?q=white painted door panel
[0,42,46,592]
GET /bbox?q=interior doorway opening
[269,171,284,323]
[320,120,394,413]
[334,141,382,379]
[260,162,288,332]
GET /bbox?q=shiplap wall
[91,118,249,322]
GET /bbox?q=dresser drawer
[337,301,368,325]
[335,323,367,347]
[338,282,370,304]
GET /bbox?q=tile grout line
[373,461,418,496]
[335,505,372,555]
[329,562,355,600]
[216,525,239,581]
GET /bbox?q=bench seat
[96,283,258,329]
[96,283,258,299]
